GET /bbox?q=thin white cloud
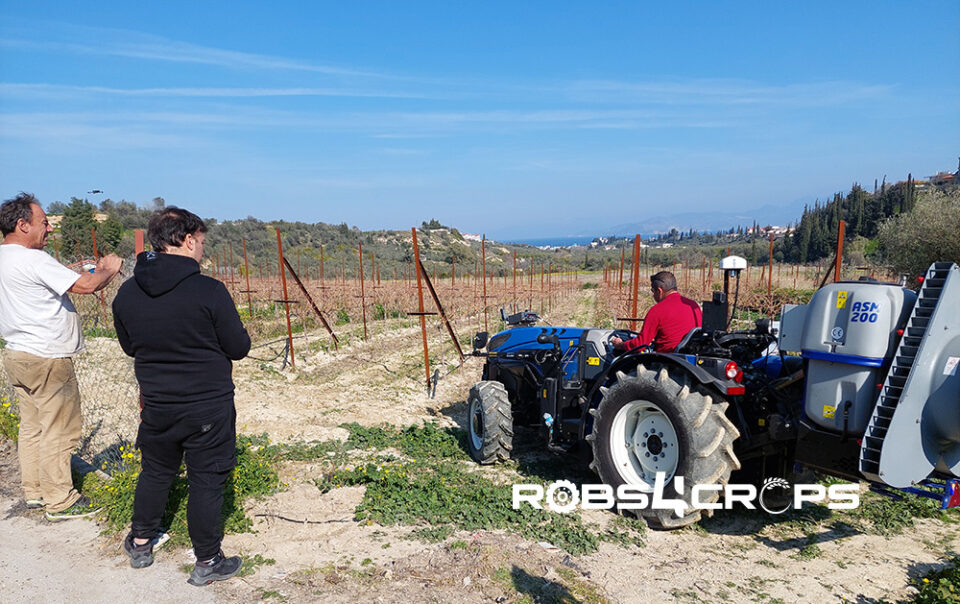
[391,109,731,129]
[378,147,425,156]
[0,22,896,107]
[562,79,894,107]
[371,133,446,139]
[0,83,442,100]
[0,116,199,149]
[1,107,733,138]
[0,31,383,78]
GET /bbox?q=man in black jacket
[112,207,251,586]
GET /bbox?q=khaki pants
[3,349,82,512]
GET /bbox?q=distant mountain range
[606,199,810,237]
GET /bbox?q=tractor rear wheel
[467,381,514,464]
[588,363,741,529]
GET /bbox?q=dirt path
[0,499,218,603]
[0,440,214,603]
[1,286,957,602]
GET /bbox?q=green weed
[0,394,19,441]
[237,553,277,578]
[597,515,646,548]
[408,525,454,543]
[83,325,117,338]
[910,556,960,604]
[79,436,280,546]
[289,424,600,555]
[256,589,286,601]
[490,566,607,604]
[370,303,401,320]
[851,491,949,535]
[789,534,822,560]
[318,458,599,555]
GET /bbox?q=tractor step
[869,478,960,510]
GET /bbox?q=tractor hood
[485,326,588,353]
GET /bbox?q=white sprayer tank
[784,281,916,434]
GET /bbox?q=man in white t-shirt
[0,193,121,520]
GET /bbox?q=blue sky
[1,1,958,239]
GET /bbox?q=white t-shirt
[0,243,83,358]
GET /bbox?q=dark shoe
[45,496,102,521]
[25,498,43,509]
[187,551,242,586]
[124,532,155,569]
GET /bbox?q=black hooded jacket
[112,251,251,408]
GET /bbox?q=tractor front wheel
[467,381,514,464]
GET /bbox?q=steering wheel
[606,330,648,355]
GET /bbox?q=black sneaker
[124,532,154,569]
[187,551,242,586]
[45,495,102,521]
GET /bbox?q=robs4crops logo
[512,473,859,516]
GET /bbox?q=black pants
[131,402,237,561]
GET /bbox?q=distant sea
[505,234,657,247]
[504,236,599,247]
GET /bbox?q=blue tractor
[468,262,960,529]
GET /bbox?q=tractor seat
[674,327,701,354]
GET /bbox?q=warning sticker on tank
[945,357,960,376]
[823,405,836,419]
[836,291,848,309]
[587,357,600,366]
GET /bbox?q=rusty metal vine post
[528,261,533,309]
[540,263,544,313]
[512,251,517,308]
[833,220,846,283]
[481,235,488,332]
[700,258,706,294]
[418,258,465,364]
[358,241,368,340]
[282,256,339,350]
[618,248,625,290]
[547,263,552,311]
[241,239,253,317]
[412,228,431,391]
[229,243,236,292]
[630,234,641,329]
[768,233,774,298]
[89,228,108,321]
[275,227,295,368]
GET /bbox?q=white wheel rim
[469,398,484,451]
[609,400,679,488]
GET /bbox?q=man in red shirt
[610,271,702,354]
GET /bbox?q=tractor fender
[579,353,728,440]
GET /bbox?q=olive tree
[878,187,960,278]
